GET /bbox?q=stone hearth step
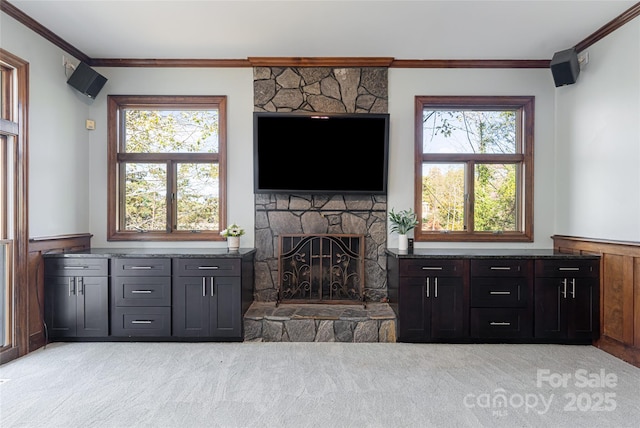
[243,302,396,342]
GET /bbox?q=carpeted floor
[1,342,639,427]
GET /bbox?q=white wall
[9,8,635,249]
[87,67,255,248]
[388,68,557,249]
[555,19,640,242]
[1,14,92,238]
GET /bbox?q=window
[415,96,534,242]
[0,63,13,350]
[0,49,28,361]
[108,96,227,241]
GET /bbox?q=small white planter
[398,234,408,251]
[227,236,240,251]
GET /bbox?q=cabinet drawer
[45,258,108,277]
[174,258,240,277]
[112,258,171,277]
[471,278,528,308]
[111,307,171,337]
[535,259,599,278]
[400,259,463,277]
[113,277,171,307]
[470,308,532,339]
[471,259,530,277]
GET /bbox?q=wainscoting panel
[552,235,640,367]
[27,234,92,352]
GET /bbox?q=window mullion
[516,162,524,230]
[467,161,475,233]
[167,161,176,233]
[118,162,127,231]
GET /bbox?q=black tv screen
[253,112,389,194]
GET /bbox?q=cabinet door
[210,277,242,338]
[77,277,109,337]
[567,278,597,341]
[534,277,565,339]
[398,276,428,342]
[173,277,210,337]
[45,276,78,338]
[430,276,465,339]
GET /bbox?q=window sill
[108,232,226,242]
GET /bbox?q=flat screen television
[253,112,390,194]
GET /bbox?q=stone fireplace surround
[246,66,395,342]
[253,66,389,302]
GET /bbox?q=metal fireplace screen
[278,234,364,304]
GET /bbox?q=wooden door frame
[0,49,28,363]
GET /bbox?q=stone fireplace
[253,66,389,304]
[246,66,395,342]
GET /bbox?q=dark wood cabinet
[394,259,467,342]
[172,258,243,339]
[44,258,109,338]
[44,249,255,342]
[387,249,600,345]
[111,258,172,337]
[535,259,599,343]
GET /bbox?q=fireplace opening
[278,234,365,306]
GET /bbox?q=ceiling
[6,0,638,60]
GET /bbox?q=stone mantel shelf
[386,248,600,259]
[43,248,256,258]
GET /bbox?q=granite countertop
[43,248,256,258]
[385,248,600,259]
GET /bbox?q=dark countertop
[43,248,256,258]
[385,248,600,259]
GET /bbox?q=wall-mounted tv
[253,112,390,194]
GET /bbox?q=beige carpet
[1,342,639,427]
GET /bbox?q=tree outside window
[108,95,226,241]
[414,96,534,242]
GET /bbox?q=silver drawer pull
[422,267,443,270]
[197,266,219,270]
[64,266,88,269]
[490,322,511,326]
[490,267,511,271]
[489,291,511,295]
[130,266,153,270]
[131,320,152,324]
[559,267,580,271]
[131,290,152,294]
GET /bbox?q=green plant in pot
[389,208,419,251]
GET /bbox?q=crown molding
[574,2,640,53]
[3,0,639,69]
[1,0,90,63]
[88,58,251,68]
[390,59,551,69]
[247,57,395,67]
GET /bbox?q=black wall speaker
[67,62,107,99]
[550,48,580,87]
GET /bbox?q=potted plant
[220,223,245,251]
[389,208,418,251]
